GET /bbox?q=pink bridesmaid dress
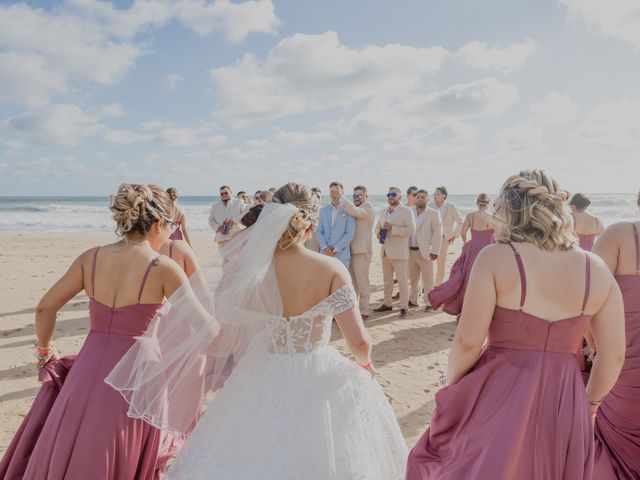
[428,216,493,316]
[0,248,168,480]
[593,223,640,479]
[407,244,594,479]
[572,213,597,251]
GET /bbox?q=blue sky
[1,0,639,195]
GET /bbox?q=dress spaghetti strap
[581,254,591,314]
[507,243,526,309]
[137,256,160,303]
[633,223,640,274]
[91,247,101,298]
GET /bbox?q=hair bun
[110,183,173,236]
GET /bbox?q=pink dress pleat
[593,223,640,479]
[0,249,170,480]
[407,244,594,480]
[429,216,493,316]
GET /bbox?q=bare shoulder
[598,221,633,245]
[155,254,187,279]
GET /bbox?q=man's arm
[452,205,464,238]
[208,204,221,231]
[316,210,329,250]
[430,210,443,254]
[340,197,373,220]
[334,214,356,253]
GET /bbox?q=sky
[0,0,639,196]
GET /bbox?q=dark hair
[569,193,591,211]
[237,191,246,197]
[435,186,448,198]
[353,185,367,194]
[219,185,231,192]
[329,181,344,190]
[240,204,264,227]
[407,186,418,195]
[415,189,428,196]
[166,187,178,202]
[254,190,262,197]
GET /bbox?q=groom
[316,181,355,269]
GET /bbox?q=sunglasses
[352,194,363,200]
[386,192,399,198]
[167,220,180,232]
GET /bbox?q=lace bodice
[268,284,358,354]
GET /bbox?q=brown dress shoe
[392,292,400,300]
[408,301,418,308]
[400,308,409,318]
[424,305,434,312]
[374,304,393,313]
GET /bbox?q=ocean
[0,194,637,233]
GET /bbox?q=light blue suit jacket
[316,204,356,268]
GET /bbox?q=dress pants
[382,253,408,309]
[435,237,452,285]
[409,249,434,306]
[349,253,372,316]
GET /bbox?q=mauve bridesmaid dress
[0,248,169,479]
[593,223,640,479]
[407,243,594,479]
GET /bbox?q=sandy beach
[0,232,461,454]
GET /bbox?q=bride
[107,182,408,479]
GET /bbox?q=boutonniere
[340,213,346,219]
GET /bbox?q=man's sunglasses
[352,194,364,200]
[386,192,399,198]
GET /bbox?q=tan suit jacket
[340,198,374,255]
[375,204,416,260]
[430,202,463,239]
[411,207,443,259]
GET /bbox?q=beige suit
[409,207,442,305]
[208,198,248,245]
[430,201,464,285]
[375,204,416,309]
[341,197,374,315]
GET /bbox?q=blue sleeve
[316,211,328,250]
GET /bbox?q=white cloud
[572,99,640,153]
[559,0,640,47]
[0,1,280,107]
[174,0,281,43]
[99,103,126,117]
[454,39,537,74]
[104,121,227,147]
[346,78,519,136]
[494,124,546,153]
[529,92,578,125]
[6,104,106,147]
[165,73,183,89]
[340,143,364,152]
[209,31,449,125]
[0,52,67,108]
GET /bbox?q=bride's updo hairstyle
[272,182,320,250]
[494,170,575,251]
[110,183,174,236]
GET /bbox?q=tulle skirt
[167,346,408,480]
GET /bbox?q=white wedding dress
[167,283,408,480]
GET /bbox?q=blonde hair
[493,170,575,251]
[272,183,320,250]
[476,193,490,208]
[110,183,174,236]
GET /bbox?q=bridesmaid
[591,190,640,479]
[166,187,192,246]
[428,193,493,316]
[159,238,198,277]
[0,184,191,479]
[570,192,603,251]
[406,170,626,480]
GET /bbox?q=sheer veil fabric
[105,202,298,436]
